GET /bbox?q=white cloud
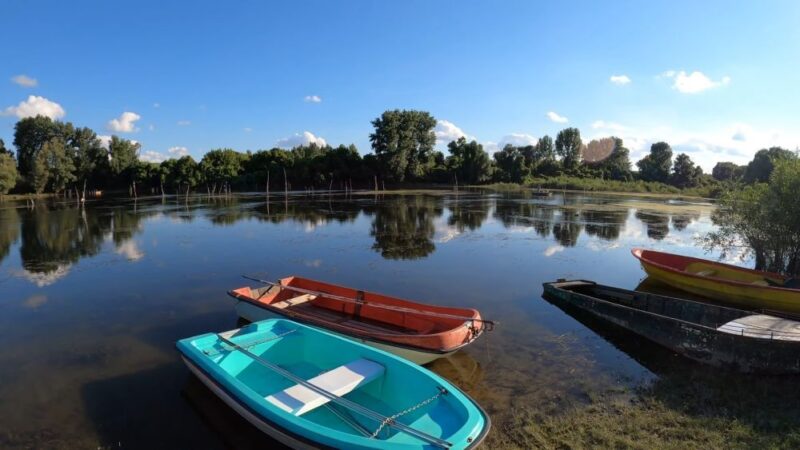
[591,120,628,132]
[115,241,144,261]
[168,146,189,157]
[590,121,800,172]
[177,120,191,126]
[11,74,38,87]
[12,265,71,287]
[662,70,731,94]
[498,133,538,148]
[435,120,475,146]
[547,111,568,123]
[543,245,565,257]
[610,74,631,85]
[244,127,253,132]
[153,102,160,108]
[148,124,155,131]
[107,111,141,132]
[304,95,322,103]
[276,131,327,149]
[139,146,188,162]
[139,150,168,163]
[98,135,112,149]
[2,95,65,119]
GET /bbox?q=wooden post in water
[283,167,288,196]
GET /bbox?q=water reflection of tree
[0,206,20,263]
[670,213,700,231]
[367,196,442,260]
[18,204,150,274]
[635,211,670,240]
[446,198,490,232]
[552,209,582,247]
[582,209,627,241]
[493,201,554,238]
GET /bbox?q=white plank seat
[271,294,318,309]
[717,314,800,341]
[266,359,384,416]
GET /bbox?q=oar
[242,275,497,330]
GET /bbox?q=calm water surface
[0,190,723,448]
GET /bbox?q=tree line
[0,110,796,197]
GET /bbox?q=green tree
[712,162,744,182]
[446,137,492,184]
[555,128,583,172]
[670,153,703,188]
[369,109,437,182]
[743,147,797,184]
[0,139,10,156]
[532,135,559,176]
[171,155,200,194]
[13,116,72,183]
[32,137,76,194]
[637,142,673,182]
[585,137,631,180]
[200,148,244,193]
[704,159,800,275]
[108,136,140,193]
[108,136,139,177]
[0,153,18,194]
[69,126,107,195]
[493,144,527,182]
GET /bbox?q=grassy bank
[479,176,719,198]
[489,370,800,449]
[0,193,55,202]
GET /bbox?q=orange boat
[228,276,490,364]
[632,248,800,314]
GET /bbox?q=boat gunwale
[542,279,800,342]
[229,291,483,354]
[631,248,796,293]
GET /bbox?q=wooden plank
[271,294,317,309]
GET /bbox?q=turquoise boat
[176,318,490,449]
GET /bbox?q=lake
[0,189,724,448]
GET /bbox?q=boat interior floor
[284,300,428,335]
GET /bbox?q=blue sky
[2,0,799,170]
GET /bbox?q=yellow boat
[632,248,800,314]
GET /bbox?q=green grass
[487,370,800,449]
[477,176,719,198]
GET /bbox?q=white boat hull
[234,300,454,365]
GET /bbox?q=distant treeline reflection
[0,193,702,275]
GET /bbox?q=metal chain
[370,387,448,439]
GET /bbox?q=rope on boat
[242,275,497,331]
[371,387,449,439]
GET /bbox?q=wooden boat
[177,318,490,449]
[543,279,800,373]
[531,189,552,197]
[632,248,800,314]
[228,276,489,365]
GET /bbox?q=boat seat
[265,359,384,416]
[717,314,800,341]
[271,294,318,309]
